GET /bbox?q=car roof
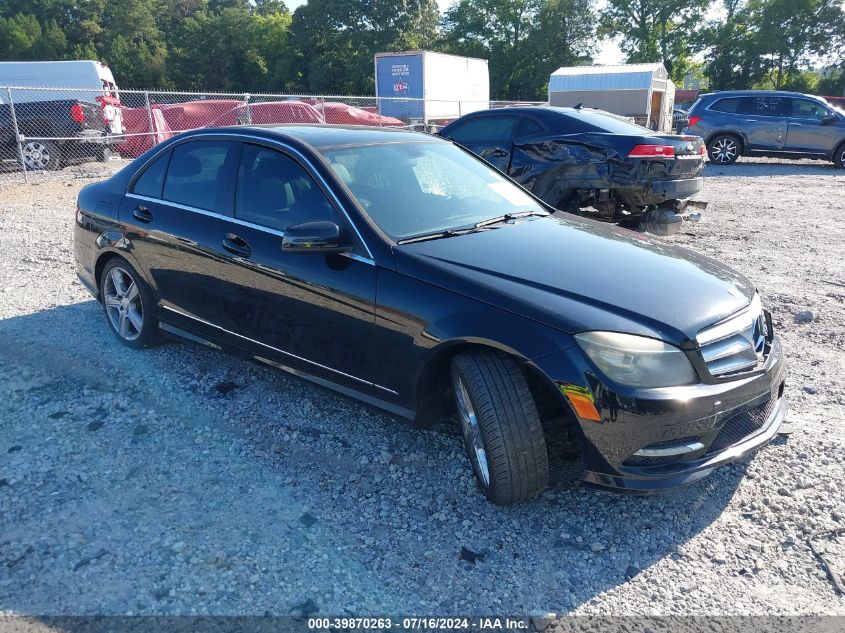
[458,105,626,121]
[701,90,823,100]
[223,124,442,149]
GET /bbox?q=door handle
[133,205,153,223]
[222,233,252,257]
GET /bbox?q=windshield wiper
[397,228,471,245]
[397,210,550,245]
[474,210,549,229]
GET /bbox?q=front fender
[373,267,577,415]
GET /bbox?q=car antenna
[574,103,582,110]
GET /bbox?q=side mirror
[822,113,838,125]
[282,220,350,254]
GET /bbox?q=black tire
[707,134,741,165]
[20,139,61,171]
[99,258,158,349]
[450,350,549,505]
[833,142,845,169]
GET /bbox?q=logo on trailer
[393,81,408,95]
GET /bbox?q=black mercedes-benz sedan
[74,125,786,505]
[438,106,707,227]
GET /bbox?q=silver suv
[684,90,845,168]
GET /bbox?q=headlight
[575,331,697,388]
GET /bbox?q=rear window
[710,98,743,113]
[162,141,236,212]
[552,110,654,135]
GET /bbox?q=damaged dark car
[439,106,708,233]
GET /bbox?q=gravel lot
[0,158,843,617]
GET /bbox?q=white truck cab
[0,60,125,135]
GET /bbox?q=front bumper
[583,387,786,492]
[533,336,787,493]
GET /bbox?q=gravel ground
[0,157,843,617]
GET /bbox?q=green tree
[167,2,291,91]
[599,0,708,81]
[99,0,168,88]
[700,0,754,90]
[746,0,845,89]
[0,14,43,59]
[442,0,596,100]
[288,0,439,94]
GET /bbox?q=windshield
[320,141,545,241]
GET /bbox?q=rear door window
[132,150,170,198]
[515,117,544,136]
[740,96,787,117]
[162,141,237,212]
[235,143,336,232]
[446,117,519,145]
[709,98,743,113]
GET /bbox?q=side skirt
[158,321,415,421]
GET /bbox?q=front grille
[705,394,778,455]
[697,295,768,377]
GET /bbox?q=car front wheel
[100,258,158,349]
[707,134,741,164]
[451,350,549,505]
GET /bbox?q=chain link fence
[0,85,543,183]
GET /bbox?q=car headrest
[331,163,352,185]
[253,154,300,183]
[170,154,202,178]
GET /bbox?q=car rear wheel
[21,140,61,171]
[707,134,741,164]
[834,143,845,169]
[100,259,158,349]
[450,350,549,505]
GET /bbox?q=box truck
[374,51,489,126]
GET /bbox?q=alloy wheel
[710,138,738,163]
[454,374,491,486]
[22,142,53,170]
[103,266,144,341]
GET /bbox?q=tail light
[70,104,85,124]
[699,144,707,155]
[687,115,701,127]
[628,144,676,158]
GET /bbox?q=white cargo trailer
[548,63,676,133]
[374,50,489,125]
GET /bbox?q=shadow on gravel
[0,301,751,615]
[703,160,839,177]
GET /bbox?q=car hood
[393,215,755,347]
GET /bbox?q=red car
[320,102,404,127]
[154,99,243,132]
[115,106,173,158]
[227,101,323,125]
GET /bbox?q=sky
[282,0,627,65]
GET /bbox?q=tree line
[1,0,844,99]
